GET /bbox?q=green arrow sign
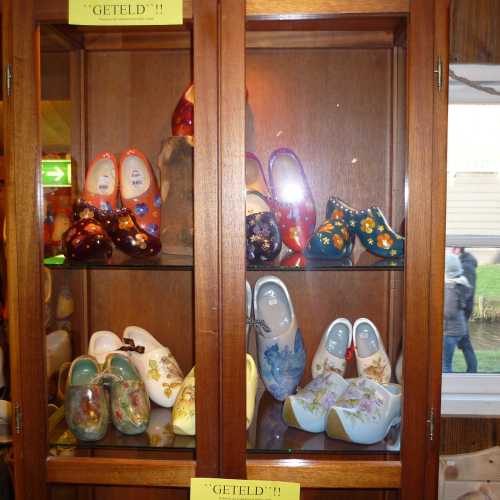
[42,159,72,187]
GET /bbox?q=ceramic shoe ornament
[326,378,401,445]
[119,149,161,238]
[74,200,161,258]
[312,318,352,378]
[246,354,258,430]
[253,275,306,401]
[82,152,119,211]
[65,355,109,441]
[172,367,195,436]
[88,331,127,365]
[282,372,348,433]
[104,353,150,435]
[269,148,316,253]
[123,326,184,408]
[326,197,404,259]
[246,191,282,263]
[62,217,113,262]
[147,408,175,447]
[353,318,391,384]
[305,218,354,260]
[172,83,194,144]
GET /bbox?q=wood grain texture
[88,270,194,373]
[247,459,401,488]
[193,0,220,477]
[246,30,394,49]
[3,1,48,498]
[50,485,189,500]
[83,31,192,51]
[450,0,500,63]
[441,418,500,455]
[402,0,436,498]
[85,50,191,168]
[220,0,248,479]
[47,457,195,486]
[425,0,449,498]
[246,0,409,17]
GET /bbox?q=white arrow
[46,166,64,182]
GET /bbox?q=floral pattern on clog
[147,355,183,400]
[305,218,354,260]
[111,379,150,435]
[295,373,347,416]
[65,384,109,441]
[62,218,113,262]
[246,211,282,263]
[357,351,391,384]
[172,368,196,436]
[258,328,306,401]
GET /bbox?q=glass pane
[40,23,196,458]
[244,16,406,457]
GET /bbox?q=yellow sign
[69,1,182,26]
[190,478,300,500]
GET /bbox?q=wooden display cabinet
[2,1,449,499]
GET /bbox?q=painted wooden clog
[253,275,306,401]
[104,353,150,435]
[326,378,401,445]
[82,152,119,211]
[312,318,352,378]
[269,149,316,253]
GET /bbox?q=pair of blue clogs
[306,197,404,260]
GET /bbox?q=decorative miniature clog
[353,318,391,384]
[246,354,258,430]
[119,149,161,238]
[82,152,119,211]
[65,355,109,441]
[246,191,282,263]
[104,353,150,435]
[46,330,72,381]
[326,197,404,258]
[305,218,354,260]
[246,152,270,198]
[147,408,175,447]
[253,275,306,401]
[283,372,348,433]
[88,331,126,365]
[354,207,404,259]
[172,367,195,436]
[172,83,194,142]
[0,400,11,425]
[123,326,184,408]
[74,200,161,258]
[326,378,401,445]
[62,218,113,261]
[268,148,316,253]
[312,318,353,378]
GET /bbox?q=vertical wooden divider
[425,0,450,497]
[3,0,47,498]
[194,0,221,478]
[402,0,440,498]
[219,0,247,479]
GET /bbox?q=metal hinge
[14,402,23,434]
[426,407,435,441]
[6,64,13,97]
[434,57,443,92]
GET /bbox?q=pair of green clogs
[64,353,150,441]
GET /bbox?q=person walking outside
[452,246,478,373]
[443,253,477,373]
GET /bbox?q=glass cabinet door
[5,0,219,496]
[219,1,443,497]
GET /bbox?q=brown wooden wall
[441,418,500,455]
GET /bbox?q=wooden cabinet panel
[450,0,500,63]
